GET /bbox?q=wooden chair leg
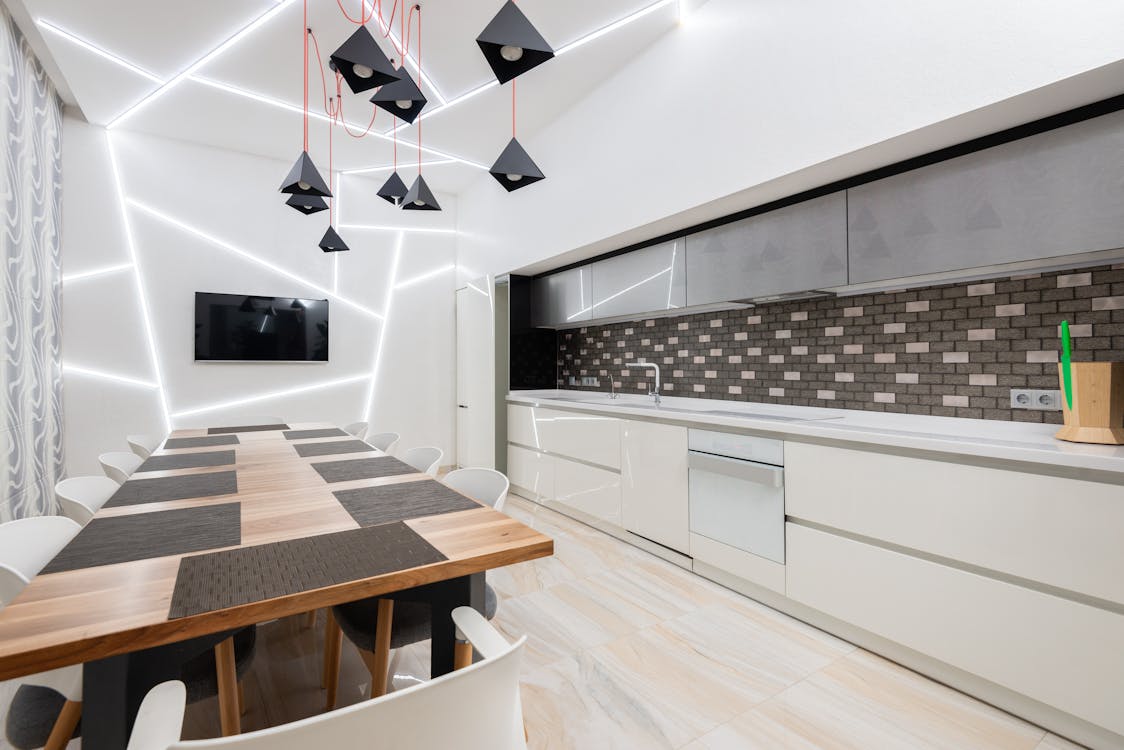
[323,610,342,710]
[214,637,241,736]
[453,641,473,670]
[304,609,317,629]
[44,699,81,750]
[356,599,394,698]
[238,680,247,716]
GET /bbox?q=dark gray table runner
[293,439,376,458]
[311,456,417,483]
[207,424,289,434]
[42,504,241,574]
[104,470,238,508]
[284,428,349,440]
[137,450,236,473]
[167,522,447,619]
[165,435,240,450]
[333,480,480,527]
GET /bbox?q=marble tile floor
[0,496,1088,749]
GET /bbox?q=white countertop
[506,389,1124,477]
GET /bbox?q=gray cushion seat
[5,627,256,749]
[332,584,497,653]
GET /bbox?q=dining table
[0,423,554,749]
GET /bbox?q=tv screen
[194,292,329,362]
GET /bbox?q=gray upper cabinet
[532,266,592,327]
[588,239,686,319]
[684,192,847,306]
[849,109,1124,284]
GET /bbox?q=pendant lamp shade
[370,71,427,124]
[402,175,441,211]
[377,171,409,205]
[280,151,332,197]
[330,26,400,94]
[285,193,329,215]
[489,138,544,191]
[319,225,350,253]
[476,1,554,84]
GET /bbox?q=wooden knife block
[1055,362,1124,445]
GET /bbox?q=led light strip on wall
[63,364,159,389]
[364,232,404,421]
[172,373,372,418]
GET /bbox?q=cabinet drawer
[785,442,1124,605]
[787,523,1124,736]
[554,456,621,526]
[507,444,554,502]
[508,405,620,469]
[690,533,785,594]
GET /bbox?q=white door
[456,280,494,469]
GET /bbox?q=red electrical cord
[512,78,516,138]
[335,0,375,25]
[416,6,422,173]
[302,0,309,151]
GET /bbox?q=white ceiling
[21,0,684,194]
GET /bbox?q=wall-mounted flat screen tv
[194,292,329,362]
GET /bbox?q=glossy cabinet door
[532,266,592,326]
[685,192,847,305]
[507,444,554,502]
[848,109,1124,283]
[553,456,622,526]
[621,420,689,553]
[588,240,686,319]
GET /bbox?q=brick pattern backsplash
[556,264,1124,423]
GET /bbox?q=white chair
[442,469,510,513]
[55,476,120,526]
[400,447,442,477]
[129,607,527,750]
[127,434,162,458]
[343,422,369,440]
[366,431,400,454]
[99,451,145,484]
[0,516,84,750]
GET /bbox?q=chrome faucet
[609,378,619,399]
[626,361,661,404]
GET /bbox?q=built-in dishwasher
[687,429,785,564]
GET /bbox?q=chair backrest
[343,422,368,440]
[400,446,442,477]
[127,434,162,458]
[0,516,81,607]
[56,476,120,526]
[366,431,400,454]
[131,608,527,750]
[100,451,145,484]
[442,468,510,512]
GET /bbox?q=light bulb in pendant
[395,99,412,110]
[506,173,523,182]
[353,63,375,79]
[500,45,523,61]
[297,181,311,190]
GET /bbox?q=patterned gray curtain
[1,6,64,520]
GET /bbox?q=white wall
[455,0,1124,279]
[61,116,458,475]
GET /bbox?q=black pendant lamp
[476,1,554,84]
[370,67,427,124]
[280,151,332,197]
[489,138,544,192]
[319,225,350,252]
[402,174,441,211]
[377,171,409,205]
[330,26,400,94]
[285,193,329,215]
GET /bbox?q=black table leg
[428,572,485,678]
[81,630,236,750]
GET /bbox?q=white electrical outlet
[1010,389,1063,410]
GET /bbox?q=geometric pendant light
[285,193,329,214]
[489,137,544,191]
[401,174,441,211]
[280,151,332,197]
[330,26,400,94]
[476,1,554,84]
[377,171,409,205]
[369,66,427,124]
[319,225,350,252]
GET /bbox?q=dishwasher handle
[688,451,784,488]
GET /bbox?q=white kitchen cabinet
[621,420,689,553]
[507,404,620,469]
[786,523,1124,737]
[785,442,1124,605]
[507,444,554,502]
[553,456,622,526]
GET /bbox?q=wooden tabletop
[0,424,553,681]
